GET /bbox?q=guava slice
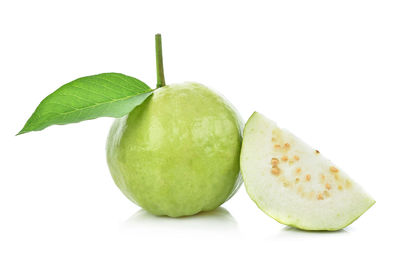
[240,112,375,231]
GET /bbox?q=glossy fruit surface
[107,82,243,217]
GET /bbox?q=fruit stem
[155,33,166,89]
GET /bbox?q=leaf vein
[42,92,150,117]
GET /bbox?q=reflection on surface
[276,225,348,238]
[122,207,239,237]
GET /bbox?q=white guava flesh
[240,112,375,231]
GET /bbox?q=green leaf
[18,73,153,135]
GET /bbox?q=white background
[1,0,399,262]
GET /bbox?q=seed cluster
[270,157,281,176]
[269,139,351,201]
[270,143,296,177]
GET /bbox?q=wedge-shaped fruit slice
[241,112,375,231]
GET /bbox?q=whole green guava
[106,82,243,217]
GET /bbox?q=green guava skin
[106,82,243,217]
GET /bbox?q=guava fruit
[240,112,375,230]
[106,82,243,217]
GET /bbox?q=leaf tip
[16,129,26,136]
[16,124,31,135]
